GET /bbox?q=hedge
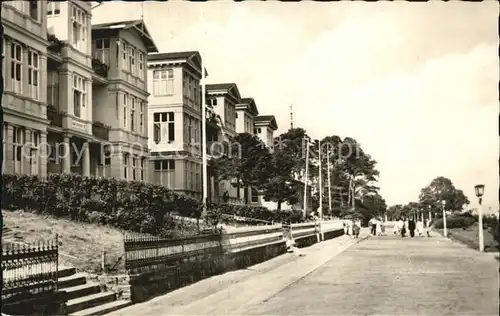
[432,212,499,230]
[2,174,303,234]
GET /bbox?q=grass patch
[2,209,128,274]
[437,223,499,252]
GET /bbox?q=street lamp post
[428,205,432,222]
[303,138,310,219]
[441,200,447,237]
[474,184,485,252]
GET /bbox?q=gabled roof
[147,51,208,76]
[92,19,158,53]
[206,83,241,102]
[254,115,278,130]
[236,97,259,116]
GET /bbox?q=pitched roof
[92,19,158,53]
[147,51,208,76]
[237,97,259,116]
[206,83,241,102]
[254,115,278,130]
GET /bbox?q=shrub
[433,214,477,229]
[205,202,303,226]
[2,174,202,235]
[2,174,304,234]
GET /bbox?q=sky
[92,1,499,213]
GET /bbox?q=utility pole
[327,147,332,215]
[318,140,323,220]
[302,138,309,219]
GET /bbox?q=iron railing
[1,237,59,301]
[123,233,224,275]
[92,122,110,141]
[92,58,109,78]
[47,106,63,127]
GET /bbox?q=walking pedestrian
[409,218,416,237]
[380,220,386,236]
[376,218,382,236]
[416,218,424,236]
[400,218,406,237]
[425,218,431,237]
[353,222,360,238]
[370,217,377,235]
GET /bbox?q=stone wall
[128,240,286,304]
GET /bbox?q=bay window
[30,131,40,175]
[7,1,39,21]
[132,157,137,180]
[2,124,7,172]
[71,6,87,52]
[73,75,87,118]
[121,41,129,71]
[123,153,129,179]
[47,72,59,106]
[123,94,128,128]
[128,46,136,75]
[47,1,61,16]
[154,160,175,188]
[152,69,174,96]
[138,52,144,79]
[140,158,146,181]
[139,101,145,135]
[10,42,22,94]
[130,96,136,132]
[28,50,39,100]
[94,38,110,64]
[153,112,175,144]
[13,126,25,173]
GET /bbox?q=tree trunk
[236,177,241,200]
[244,185,249,205]
[277,201,282,211]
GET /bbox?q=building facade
[3,1,50,177]
[146,51,205,199]
[2,1,157,181]
[205,83,243,204]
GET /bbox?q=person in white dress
[416,219,424,236]
[376,218,382,236]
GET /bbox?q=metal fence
[1,237,59,301]
[123,233,224,275]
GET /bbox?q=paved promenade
[110,230,498,315]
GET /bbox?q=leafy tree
[418,176,470,216]
[358,193,387,225]
[261,129,306,211]
[211,133,273,204]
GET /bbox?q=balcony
[207,141,223,157]
[47,105,63,127]
[92,122,110,141]
[92,58,109,78]
[47,34,65,55]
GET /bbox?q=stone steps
[55,266,131,315]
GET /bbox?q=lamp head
[474,184,485,198]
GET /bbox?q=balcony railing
[92,122,110,141]
[46,105,63,127]
[92,58,109,78]
[47,34,65,55]
[207,141,223,157]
